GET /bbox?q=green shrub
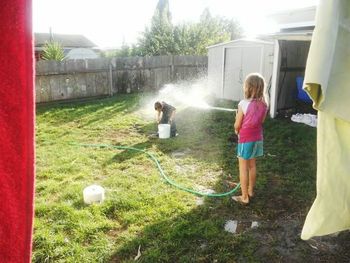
[42,41,66,61]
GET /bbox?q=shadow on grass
[104,140,155,165]
[36,94,141,126]
[109,199,258,262]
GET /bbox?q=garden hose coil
[71,143,240,197]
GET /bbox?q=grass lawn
[34,94,349,262]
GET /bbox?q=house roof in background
[34,33,97,48]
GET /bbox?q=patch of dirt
[263,195,300,219]
[171,148,192,158]
[174,164,197,174]
[246,218,350,262]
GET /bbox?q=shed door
[223,47,242,100]
[242,47,262,84]
[223,46,263,101]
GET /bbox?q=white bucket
[158,124,171,139]
[83,184,105,204]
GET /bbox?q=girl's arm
[262,101,269,123]
[169,110,176,123]
[234,106,244,134]
[156,110,161,123]
[262,94,269,123]
[262,110,268,123]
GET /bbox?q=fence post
[170,55,175,81]
[109,61,113,96]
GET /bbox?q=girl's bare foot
[232,195,249,205]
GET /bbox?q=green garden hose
[71,143,240,197]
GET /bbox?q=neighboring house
[206,6,316,118]
[34,33,99,60]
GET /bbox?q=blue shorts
[237,141,263,160]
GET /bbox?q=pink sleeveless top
[238,99,267,143]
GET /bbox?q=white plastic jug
[158,124,171,139]
[83,184,105,204]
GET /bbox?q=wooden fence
[35,55,207,103]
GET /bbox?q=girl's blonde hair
[243,73,266,100]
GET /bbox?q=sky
[33,0,319,48]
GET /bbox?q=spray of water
[136,76,236,120]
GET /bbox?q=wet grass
[34,93,346,262]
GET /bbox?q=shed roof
[207,38,273,49]
[268,6,316,30]
[264,30,313,41]
[34,33,97,48]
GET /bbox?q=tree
[41,41,66,61]
[117,2,243,57]
[138,0,175,56]
[100,43,143,58]
[137,5,242,56]
[173,23,195,55]
[193,8,243,54]
[171,9,242,55]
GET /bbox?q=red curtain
[0,0,35,262]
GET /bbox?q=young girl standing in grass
[232,73,268,205]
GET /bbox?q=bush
[42,41,66,61]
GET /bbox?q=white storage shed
[267,6,316,118]
[268,32,313,118]
[207,39,274,101]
